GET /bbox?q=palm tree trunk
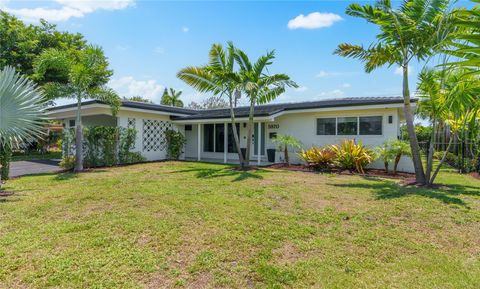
[284,146,289,164]
[393,154,401,174]
[429,133,455,185]
[425,119,437,181]
[245,98,255,168]
[229,90,244,167]
[402,64,426,184]
[74,96,84,172]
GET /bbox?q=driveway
[9,159,62,178]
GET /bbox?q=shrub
[375,143,395,173]
[0,145,12,180]
[59,156,75,170]
[298,146,336,170]
[376,139,411,174]
[272,134,302,164]
[331,140,375,174]
[165,129,186,160]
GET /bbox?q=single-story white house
[47,96,415,172]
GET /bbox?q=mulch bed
[266,163,415,180]
[470,172,480,180]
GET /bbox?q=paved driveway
[9,159,62,178]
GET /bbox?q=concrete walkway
[9,159,62,178]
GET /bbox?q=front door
[254,122,265,156]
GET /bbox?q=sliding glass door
[253,122,265,156]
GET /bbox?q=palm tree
[33,45,120,172]
[161,88,184,107]
[447,0,480,74]
[178,42,246,167]
[0,66,46,188]
[334,0,455,184]
[272,134,302,165]
[234,48,297,167]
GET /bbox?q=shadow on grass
[330,178,480,207]
[175,167,264,182]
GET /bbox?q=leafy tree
[334,0,456,184]
[33,45,120,172]
[188,96,229,110]
[0,11,86,82]
[234,48,297,167]
[125,96,152,103]
[376,142,395,173]
[161,88,184,107]
[0,66,46,188]
[178,43,246,167]
[272,134,302,164]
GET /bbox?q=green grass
[1,161,480,288]
[11,151,62,161]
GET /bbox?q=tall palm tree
[234,48,297,167]
[178,42,246,167]
[334,0,455,184]
[447,0,480,73]
[34,45,120,172]
[0,66,46,188]
[161,88,184,107]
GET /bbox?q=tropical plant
[272,134,301,165]
[0,66,46,187]
[164,130,186,160]
[389,139,411,174]
[59,155,76,170]
[125,96,152,103]
[331,140,375,174]
[298,146,337,170]
[334,0,456,184]
[178,42,245,167]
[235,49,297,167]
[161,88,184,107]
[33,45,120,172]
[375,142,396,173]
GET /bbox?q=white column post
[224,123,228,163]
[257,122,261,165]
[197,123,201,161]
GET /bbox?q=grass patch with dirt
[1,161,479,288]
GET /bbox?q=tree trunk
[229,90,244,167]
[429,133,455,185]
[393,154,401,174]
[244,98,255,169]
[284,146,289,164]
[402,64,426,184]
[74,97,84,172]
[384,161,389,174]
[425,119,437,181]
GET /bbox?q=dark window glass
[316,118,336,135]
[254,123,266,155]
[227,124,240,153]
[185,124,192,131]
[215,124,225,153]
[337,117,358,135]
[388,115,393,124]
[360,116,382,135]
[203,124,214,152]
[69,119,75,127]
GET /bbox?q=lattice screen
[142,119,173,152]
[127,118,136,129]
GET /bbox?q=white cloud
[318,89,344,98]
[115,45,129,51]
[288,12,342,29]
[108,76,165,103]
[182,26,189,33]
[154,47,165,54]
[341,83,351,88]
[315,70,342,78]
[395,65,414,75]
[4,0,135,22]
[295,86,308,92]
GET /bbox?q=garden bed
[266,163,414,179]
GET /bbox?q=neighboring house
[47,96,415,172]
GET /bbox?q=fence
[419,141,480,173]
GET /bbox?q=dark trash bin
[267,149,276,163]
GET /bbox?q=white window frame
[316,115,383,136]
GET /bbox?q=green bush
[59,155,75,170]
[165,129,186,160]
[330,140,375,174]
[0,145,12,180]
[298,146,336,170]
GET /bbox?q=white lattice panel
[142,119,173,152]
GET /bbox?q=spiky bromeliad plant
[298,146,337,170]
[0,66,46,188]
[331,140,375,174]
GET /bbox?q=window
[337,117,358,135]
[204,124,233,153]
[317,118,336,135]
[185,124,192,131]
[360,116,382,135]
[388,115,393,124]
[215,124,225,153]
[69,119,75,127]
[204,124,214,152]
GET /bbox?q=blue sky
[1,0,472,106]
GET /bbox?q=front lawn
[1,162,479,288]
